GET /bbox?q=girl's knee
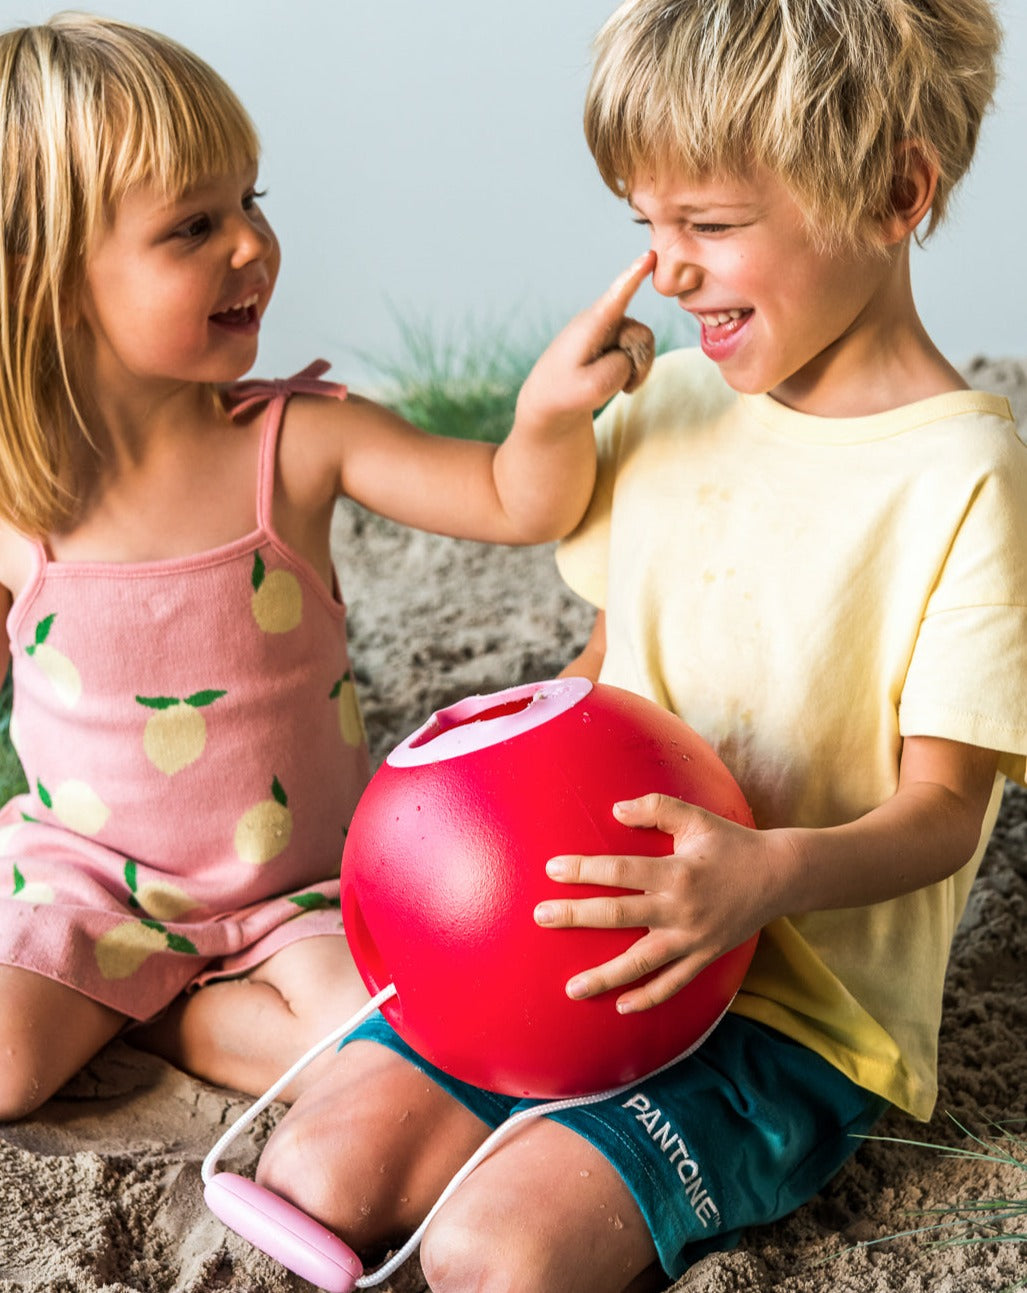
[0,969,123,1119]
[0,1065,50,1122]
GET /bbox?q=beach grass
[364,308,695,442]
[0,670,25,803]
[361,312,545,443]
[823,1116,1027,1290]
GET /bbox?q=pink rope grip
[204,1172,363,1292]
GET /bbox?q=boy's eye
[174,214,211,240]
[692,223,731,234]
[243,187,268,210]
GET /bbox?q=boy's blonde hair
[585,0,1000,246]
[0,14,259,535]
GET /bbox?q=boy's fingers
[613,792,697,833]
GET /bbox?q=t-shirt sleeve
[898,448,1027,784]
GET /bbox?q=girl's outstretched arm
[279,254,655,547]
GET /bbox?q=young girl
[0,13,654,1121]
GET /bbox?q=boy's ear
[880,141,938,245]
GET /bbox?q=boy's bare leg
[132,935,369,1099]
[259,1042,663,1293]
[0,965,125,1120]
[257,1041,497,1251]
[419,1117,663,1293]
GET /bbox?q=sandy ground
[1,356,1024,1293]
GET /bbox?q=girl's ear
[880,141,939,245]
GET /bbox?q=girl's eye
[243,188,268,210]
[693,223,732,235]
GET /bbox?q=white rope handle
[358,1004,729,1286]
[203,984,733,1289]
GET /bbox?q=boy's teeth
[699,309,747,326]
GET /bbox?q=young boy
[257,1,1027,1288]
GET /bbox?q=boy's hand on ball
[535,793,778,1014]
[515,251,656,429]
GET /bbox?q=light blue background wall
[6,1,1026,384]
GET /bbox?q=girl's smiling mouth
[210,293,260,331]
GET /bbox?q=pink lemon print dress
[0,362,370,1018]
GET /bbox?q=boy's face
[629,166,903,415]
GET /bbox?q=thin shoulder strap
[224,360,348,531]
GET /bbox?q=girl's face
[78,162,280,393]
[629,165,908,416]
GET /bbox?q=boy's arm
[285,255,654,547]
[535,734,999,1013]
[559,611,606,682]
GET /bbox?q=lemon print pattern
[0,820,26,856]
[25,613,81,707]
[136,689,226,775]
[94,918,198,980]
[11,863,55,905]
[331,671,366,747]
[235,776,294,864]
[124,859,198,920]
[251,552,302,633]
[289,891,341,912]
[37,777,110,836]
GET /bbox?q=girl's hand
[533,793,780,1014]
[514,252,656,432]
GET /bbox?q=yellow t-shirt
[556,348,1027,1120]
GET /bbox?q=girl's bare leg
[258,1042,663,1293]
[132,935,368,1099]
[0,965,125,1120]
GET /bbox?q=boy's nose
[650,253,701,299]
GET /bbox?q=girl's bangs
[104,65,259,202]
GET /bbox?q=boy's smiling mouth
[693,308,753,359]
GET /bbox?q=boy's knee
[258,1114,336,1221]
[420,1213,537,1293]
[420,1216,492,1293]
[256,1111,394,1252]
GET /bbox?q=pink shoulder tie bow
[227,358,348,418]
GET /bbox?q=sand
[1,356,1024,1293]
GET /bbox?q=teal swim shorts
[341,1012,888,1278]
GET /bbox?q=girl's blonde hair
[0,13,259,535]
[585,0,1001,247]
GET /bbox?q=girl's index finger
[598,250,656,320]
